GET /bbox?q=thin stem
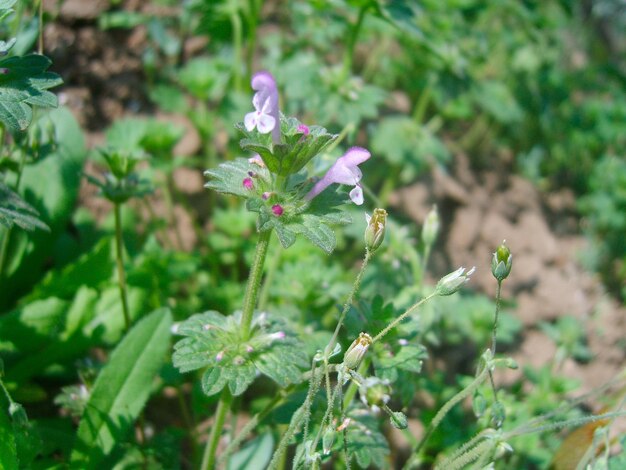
[245,0,261,77]
[342,4,369,80]
[488,281,503,424]
[412,75,434,124]
[218,392,285,465]
[114,203,131,331]
[241,229,272,339]
[403,366,490,469]
[231,9,243,92]
[310,380,342,456]
[373,293,437,344]
[201,390,232,470]
[324,250,371,357]
[0,226,11,283]
[38,0,43,54]
[342,356,370,410]
[258,239,279,310]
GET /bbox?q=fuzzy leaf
[173,311,308,397]
[0,181,49,231]
[237,116,336,176]
[0,54,62,133]
[70,308,172,467]
[205,158,271,197]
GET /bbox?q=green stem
[241,229,272,339]
[201,390,232,470]
[245,0,261,77]
[325,250,371,357]
[403,366,490,469]
[114,203,131,331]
[231,10,243,92]
[342,356,370,410]
[342,4,369,80]
[412,75,434,124]
[218,391,284,465]
[488,281,503,419]
[373,293,437,344]
[38,0,43,54]
[258,239,279,311]
[0,226,11,283]
[203,227,272,468]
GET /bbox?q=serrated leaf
[70,308,172,468]
[0,54,62,133]
[375,344,427,374]
[173,311,308,396]
[205,158,271,197]
[0,181,49,231]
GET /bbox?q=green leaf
[0,0,17,10]
[205,158,271,198]
[173,311,308,397]
[237,116,336,177]
[0,398,18,470]
[345,412,389,468]
[227,432,274,470]
[0,54,62,133]
[0,181,49,231]
[70,308,172,468]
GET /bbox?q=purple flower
[297,124,310,135]
[243,177,254,190]
[306,147,371,205]
[244,71,280,143]
[272,204,284,216]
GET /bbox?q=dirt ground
[45,0,626,419]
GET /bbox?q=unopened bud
[422,205,440,246]
[343,332,372,370]
[491,401,506,428]
[491,242,512,281]
[435,266,475,296]
[494,441,513,459]
[472,389,487,418]
[322,426,336,454]
[359,377,391,409]
[364,208,387,252]
[390,411,408,429]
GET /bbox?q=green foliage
[173,311,308,396]
[0,54,62,133]
[345,411,389,467]
[70,308,173,467]
[0,181,48,231]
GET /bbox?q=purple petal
[340,147,371,167]
[244,112,257,131]
[349,185,364,205]
[257,113,276,134]
[326,160,361,185]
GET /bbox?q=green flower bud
[100,147,145,180]
[365,208,387,253]
[322,426,336,455]
[491,242,512,282]
[472,389,487,418]
[491,401,506,428]
[359,377,391,409]
[343,332,372,370]
[390,411,408,429]
[422,205,440,246]
[435,266,475,296]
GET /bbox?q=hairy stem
[241,229,272,338]
[373,292,437,344]
[114,203,131,331]
[325,249,371,357]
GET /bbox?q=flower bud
[359,377,391,409]
[342,332,372,370]
[435,266,475,296]
[472,389,487,418]
[390,411,408,429]
[491,242,512,281]
[322,426,336,455]
[491,401,506,428]
[271,204,284,216]
[364,209,387,252]
[422,205,440,246]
